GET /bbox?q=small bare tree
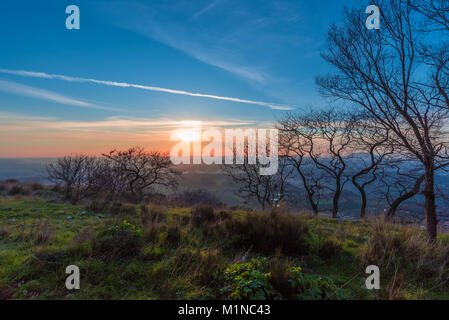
[278,115,326,215]
[349,113,394,218]
[103,147,179,203]
[47,155,98,204]
[223,155,293,211]
[279,108,354,218]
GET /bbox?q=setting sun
[179,129,200,142]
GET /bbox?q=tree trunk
[332,181,341,218]
[385,174,425,220]
[352,176,367,219]
[360,190,367,219]
[423,165,437,242]
[311,202,319,216]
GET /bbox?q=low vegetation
[0,189,448,300]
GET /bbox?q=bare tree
[47,155,98,204]
[278,115,326,215]
[279,108,354,218]
[103,147,179,203]
[376,160,425,219]
[411,0,449,32]
[349,113,394,218]
[223,155,293,211]
[316,0,449,240]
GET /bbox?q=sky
[0,0,359,157]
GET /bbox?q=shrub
[318,237,344,261]
[219,258,278,300]
[0,285,15,300]
[222,212,310,256]
[267,254,296,299]
[166,225,182,246]
[171,247,222,285]
[143,221,163,243]
[93,221,143,260]
[288,266,346,299]
[218,210,232,221]
[72,227,95,245]
[8,185,29,196]
[141,205,167,225]
[16,220,53,245]
[0,226,9,240]
[29,182,44,191]
[51,184,62,193]
[191,205,216,227]
[87,200,107,213]
[110,203,137,216]
[359,221,449,288]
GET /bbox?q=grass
[0,195,448,300]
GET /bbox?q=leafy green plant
[220,258,278,300]
[288,266,346,300]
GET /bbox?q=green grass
[0,196,448,300]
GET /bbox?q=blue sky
[0,0,359,156]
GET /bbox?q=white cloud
[0,69,295,110]
[0,79,120,111]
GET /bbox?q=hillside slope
[0,196,448,300]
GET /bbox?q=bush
[219,258,278,300]
[0,226,9,240]
[360,221,449,288]
[267,254,296,299]
[87,200,107,213]
[166,225,182,246]
[222,212,310,256]
[28,182,44,191]
[288,266,346,299]
[122,204,138,216]
[110,203,137,216]
[171,247,222,285]
[93,221,143,260]
[318,237,344,261]
[141,205,167,225]
[16,220,53,245]
[191,206,216,228]
[143,221,163,244]
[8,185,29,196]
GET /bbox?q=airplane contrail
[0,69,295,111]
[0,79,121,112]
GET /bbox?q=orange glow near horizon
[0,115,268,158]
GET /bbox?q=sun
[179,129,200,142]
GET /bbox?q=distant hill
[1,158,448,218]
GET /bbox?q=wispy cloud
[0,112,257,132]
[97,1,304,85]
[191,0,222,20]
[0,69,295,110]
[0,79,120,112]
